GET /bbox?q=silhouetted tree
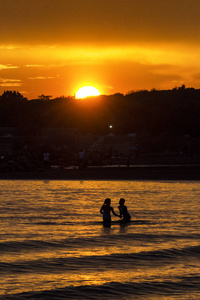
[1,86,200,139]
[0,90,27,102]
[37,94,52,101]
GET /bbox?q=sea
[0,180,199,299]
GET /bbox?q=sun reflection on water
[0,180,199,296]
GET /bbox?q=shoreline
[1,165,200,180]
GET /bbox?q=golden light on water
[1,180,199,297]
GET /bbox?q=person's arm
[118,206,122,218]
[111,207,120,217]
[100,205,104,214]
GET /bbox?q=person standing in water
[100,198,120,227]
[118,198,131,224]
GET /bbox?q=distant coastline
[1,165,200,180]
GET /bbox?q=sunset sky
[1,0,200,99]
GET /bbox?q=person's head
[105,198,111,205]
[119,198,125,205]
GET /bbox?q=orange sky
[1,0,200,99]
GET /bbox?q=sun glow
[76,86,101,99]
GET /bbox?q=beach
[1,165,200,180]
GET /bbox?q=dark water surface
[0,180,199,299]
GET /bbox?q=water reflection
[0,180,199,298]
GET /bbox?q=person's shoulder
[122,205,127,211]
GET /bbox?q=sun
[76,86,101,99]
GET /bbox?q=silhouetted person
[100,198,120,227]
[118,198,131,224]
[43,152,50,169]
[127,156,130,167]
[78,148,85,168]
[21,152,27,171]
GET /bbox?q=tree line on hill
[0,86,200,139]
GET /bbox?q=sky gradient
[1,0,200,99]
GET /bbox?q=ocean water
[0,180,199,299]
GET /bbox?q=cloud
[101,85,114,90]
[28,76,54,80]
[0,78,22,87]
[18,90,29,94]
[0,45,19,50]
[25,65,45,68]
[0,64,19,70]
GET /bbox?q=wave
[0,245,199,274]
[1,277,200,299]
[0,232,199,254]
